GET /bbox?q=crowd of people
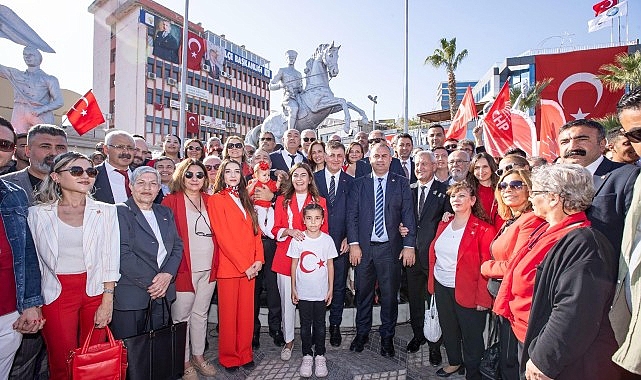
[0,87,641,380]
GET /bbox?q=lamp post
[368,95,377,131]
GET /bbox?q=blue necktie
[374,178,384,238]
[329,175,336,205]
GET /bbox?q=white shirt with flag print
[287,232,338,301]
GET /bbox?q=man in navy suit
[355,130,406,178]
[269,129,306,173]
[394,133,417,183]
[314,141,353,347]
[152,19,179,64]
[93,130,136,204]
[558,119,639,254]
[346,143,416,357]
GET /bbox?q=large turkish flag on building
[184,32,205,71]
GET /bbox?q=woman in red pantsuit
[208,159,264,372]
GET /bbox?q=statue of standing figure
[269,50,304,130]
[0,46,63,134]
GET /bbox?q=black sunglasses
[302,137,316,143]
[0,139,16,152]
[623,128,641,143]
[185,171,205,179]
[444,144,458,150]
[205,164,221,171]
[498,180,526,191]
[187,146,202,151]
[58,166,99,178]
[227,142,243,149]
[260,137,274,141]
[496,165,514,177]
[368,137,383,144]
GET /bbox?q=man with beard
[130,135,152,170]
[558,119,639,254]
[447,150,470,185]
[93,130,136,204]
[13,134,29,172]
[1,124,67,205]
[607,129,640,165]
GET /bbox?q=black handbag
[479,315,501,380]
[122,298,187,380]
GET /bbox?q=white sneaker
[300,355,313,378]
[315,355,328,377]
[280,344,293,361]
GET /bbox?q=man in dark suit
[394,133,417,183]
[558,119,639,253]
[355,129,406,178]
[404,151,449,365]
[152,19,179,64]
[94,130,136,204]
[314,141,353,347]
[269,129,307,173]
[346,143,416,357]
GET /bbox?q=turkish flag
[593,0,617,16]
[446,86,478,140]
[535,46,626,132]
[186,111,199,134]
[483,81,513,157]
[66,90,105,136]
[183,32,205,71]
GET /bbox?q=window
[146,88,153,104]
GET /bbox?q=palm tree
[597,50,641,91]
[425,38,468,120]
[594,114,621,132]
[509,78,553,112]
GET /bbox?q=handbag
[423,296,442,342]
[67,325,128,379]
[479,315,501,380]
[487,278,502,298]
[122,298,187,380]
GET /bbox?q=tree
[509,78,553,112]
[593,114,621,132]
[597,50,641,91]
[425,38,468,120]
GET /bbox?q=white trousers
[255,206,275,239]
[0,311,22,379]
[277,273,296,343]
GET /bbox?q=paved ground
[200,322,466,380]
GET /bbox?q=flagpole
[403,0,409,133]
[178,0,190,146]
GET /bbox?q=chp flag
[482,80,513,157]
[446,86,478,141]
[65,90,105,135]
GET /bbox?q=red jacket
[162,192,217,292]
[271,194,328,276]
[428,215,495,309]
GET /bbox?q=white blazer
[28,197,121,304]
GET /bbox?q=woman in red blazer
[271,163,328,360]
[161,159,217,379]
[208,159,264,372]
[428,181,495,379]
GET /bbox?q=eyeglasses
[622,128,641,143]
[187,146,202,151]
[260,137,274,141]
[246,150,255,155]
[498,180,526,191]
[108,144,135,151]
[226,142,243,149]
[210,147,223,153]
[448,160,469,166]
[184,171,205,179]
[444,144,458,150]
[205,164,221,171]
[368,137,383,144]
[302,137,316,143]
[529,190,550,197]
[58,166,99,178]
[0,139,16,152]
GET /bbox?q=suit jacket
[588,157,640,253]
[315,169,353,250]
[355,157,406,179]
[269,149,307,173]
[411,179,449,269]
[0,168,36,205]
[153,31,179,63]
[114,198,183,310]
[346,172,416,257]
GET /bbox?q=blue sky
[1,0,639,122]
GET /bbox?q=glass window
[146,88,153,104]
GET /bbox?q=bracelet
[103,288,114,294]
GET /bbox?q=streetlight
[368,95,377,131]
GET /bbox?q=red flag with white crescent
[446,86,478,141]
[184,31,205,71]
[482,81,513,157]
[66,90,105,136]
[186,111,199,134]
[593,0,618,16]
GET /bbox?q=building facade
[436,80,478,110]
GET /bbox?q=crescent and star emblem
[188,37,201,58]
[71,96,90,116]
[188,116,197,125]
[299,251,325,273]
[557,72,603,119]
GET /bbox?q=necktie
[374,178,384,238]
[115,169,132,197]
[402,161,409,178]
[329,175,336,205]
[288,154,297,167]
[418,185,426,216]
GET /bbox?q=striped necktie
[329,175,336,205]
[374,178,384,237]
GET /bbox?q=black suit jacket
[269,149,307,173]
[587,158,640,253]
[411,179,450,269]
[315,169,353,250]
[153,31,179,63]
[114,198,183,311]
[355,156,406,179]
[346,172,416,257]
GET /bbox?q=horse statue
[245,42,369,147]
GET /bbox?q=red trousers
[217,276,254,367]
[41,273,105,380]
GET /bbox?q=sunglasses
[227,142,243,149]
[496,164,519,177]
[185,171,205,179]
[368,137,383,144]
[58,166,99,178]
[302,137,316,143]
[187,146,202,151]
[444,144,458,150]
[260,137,274,141]
[205,164,221,171]
[623,128,641,143]
[0,139,16,152]
[498,180,526,191]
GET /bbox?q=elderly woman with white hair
[495,164,621,380]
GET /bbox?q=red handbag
[67,325,128,379]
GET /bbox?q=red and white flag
[186,111,199,134]
[184,32,205,71]
[66,90,105,136]
[593,0,618,16]
[446,86,477,141]
[483,81,513,157]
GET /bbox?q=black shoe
[252,332,260,349]
[224,365,239,372]
[406,335,427,353]
[436,366,465,377]
[329,325,342,347]
[349,334,369,352]
[242,361,255,370]
[428,345,442,366]
[269,329,285,347]
[380,337,395,358]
